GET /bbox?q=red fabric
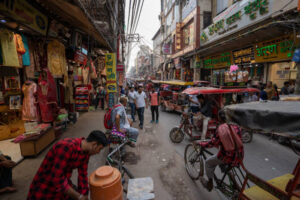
[200,124,244,166]
[37,69,58,122]
[27,138,90,200]
[218,124,243,152]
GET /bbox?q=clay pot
[89,166,123,200]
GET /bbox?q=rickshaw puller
[199,110,244,192]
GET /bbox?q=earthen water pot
[89,166,123,200]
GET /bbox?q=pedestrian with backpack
[105,97,139,147]
[149,87,160,123]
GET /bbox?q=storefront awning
[36,0,112,51]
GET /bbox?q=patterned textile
[47,40,67,76]
[27,138,89,199]
[22,81,38,121]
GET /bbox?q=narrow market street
[125,108,299,200]
[1,0,300,200]
[3,108,297,200]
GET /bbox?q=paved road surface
[155,110,299,199]
[1,109,297,200]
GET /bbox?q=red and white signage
[116,64,124,72]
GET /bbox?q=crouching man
[27,131,108,200]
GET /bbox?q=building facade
[155,0,300,88]
[198,0,299,88]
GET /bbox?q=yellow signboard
[254,35,300,63]
[0,0,48,35]
[105,53,117,93]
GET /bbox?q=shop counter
[19,127,55,157]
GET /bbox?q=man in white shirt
[134,86,148,129]
[128,87,137,122]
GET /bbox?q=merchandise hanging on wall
[47,40,67,77]
[22,81,38,121]
[0,29,20,67]
[4,76,20,91]
[37,69,58,122]
[9,95,21,110]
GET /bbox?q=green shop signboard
[203,52,232,69]
[254,35,300,63]
[200,0,272,45]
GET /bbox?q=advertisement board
[0,0,48,35]
[105,53,117,93]
[203,52,232,69]
[200,0,273,46]
[254,35,300,63]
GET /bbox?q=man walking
[98,86,106,110]
[128,86,137,122]
[135,86,148,129]
[149,87,160,123]
[27,131,108,200]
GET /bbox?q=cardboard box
[19,128,55,157]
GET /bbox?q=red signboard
[74,50,87,65]
[116,64,124,72]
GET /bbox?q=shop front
[202,52,232,86]
[231,46,262,86]
[254,34,300,88]
[0,0,110,162]
[174,57,182,80]
[182,59,193,82]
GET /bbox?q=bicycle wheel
[290,138,300,156]
[214,166,242,200]
[169,127,184,143]
[241,129,253,143]
[184,144,203,180]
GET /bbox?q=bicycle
[184,142,248,199]
[106,130,135,190]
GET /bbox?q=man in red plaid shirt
[199,110,244,191]
[27,130,108,200]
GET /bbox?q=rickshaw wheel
[169,127,184,143]
[241,129,253,143]
[184,144,203,180]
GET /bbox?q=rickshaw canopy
[159,80,194,86]
[182,87,260,95]
[224,101,300,136]
[193,81,210,86]
[151,80,161,84]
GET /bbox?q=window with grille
[203,11,212,29]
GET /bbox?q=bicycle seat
[106,128,128,144]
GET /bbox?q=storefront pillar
[295,63,300,95]
[194,68,200,81]
[263,63,268,83]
